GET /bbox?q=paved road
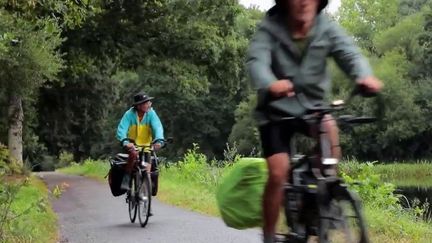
[38,172,262,243]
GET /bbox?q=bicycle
[270,88,379,243]
[116,138,168,227]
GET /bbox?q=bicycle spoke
[138,172,152,227]
[128,175,137,223]
[322,199,367,243]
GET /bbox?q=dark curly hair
[274,0,328,13]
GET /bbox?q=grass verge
[1,175,58,243]
[373,162,432,187]
[58,159,109,182]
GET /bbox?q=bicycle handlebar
[274,84,382,125]
[120,137,173,149]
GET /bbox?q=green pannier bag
[216,158,268,229]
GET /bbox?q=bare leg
[125,148,138,174]
[322,114,341,160]
[121,148,138,190]
[263,152,290,241]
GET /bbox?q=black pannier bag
[107,154,128,197]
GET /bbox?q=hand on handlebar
[269,79,295,97]
[153,143,162,151]
[125,143,136,151]
[356,76,383,95]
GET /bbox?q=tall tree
[0,6,63,164]
[0,0,91,164]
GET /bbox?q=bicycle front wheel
[128,175,138,223]
[319,190,369,243]
[138,172,152,227]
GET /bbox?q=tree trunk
[8,94,23,165]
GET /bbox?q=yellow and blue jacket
[116,107,164,147]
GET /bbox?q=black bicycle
[273,88,379,243]
[119,138,167,227]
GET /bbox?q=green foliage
[2,178,58,242]
[56,151,75,169]
[0,144,22,175]
[341,161,400,209]
[330,0,432,159]
[341,160,432,226]
[23,133,55,171]
[172,144,225,189]
[373,162,432,187]
[373,13,424,57]
[338,0,399,51]
[399,0,432,16]
[0,158,57,243]
[228,94,260,156]
[0,11,64,95]
[59,158,110,181]
[34,0,259,161]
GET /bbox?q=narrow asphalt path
[37,172,262,243]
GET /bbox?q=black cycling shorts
[259,119,310,158]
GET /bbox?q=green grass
[373,161,432,187]
[2,176,58,243]
[365,206,432,242]
[58,159,110,182]
[60,156,432,243]
[158,171,219,215]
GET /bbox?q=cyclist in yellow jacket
[116,92,164,190]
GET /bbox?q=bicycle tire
[128,175,138,223]
[138,172,152,227]
[284,190,320,243]
[318,188,369,243]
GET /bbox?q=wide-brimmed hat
[133,92,154,106]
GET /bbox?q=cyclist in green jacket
[246,1,383,242]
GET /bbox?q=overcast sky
[238,0,341,13]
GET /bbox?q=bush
[56,151,75,169]
[340,160,431,222]
[163,144,238,192]
[23,135,52,172]
[341,161,400,210]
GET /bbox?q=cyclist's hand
[269,80,295,97]
[356,76,383,94]
[153,143,162,151]
[125,143,135,151]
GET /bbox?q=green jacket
[247,10,373,125]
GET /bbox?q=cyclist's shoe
[121,174,131,190]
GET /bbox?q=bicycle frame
[120,138,170,227]
[279,95,375,243]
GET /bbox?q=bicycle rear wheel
[319,189,369,243]
[128,175,138,223]
[138,172,152,227]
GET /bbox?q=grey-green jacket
[247,10,373,125]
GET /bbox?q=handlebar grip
[352,85,379,98]
[120,138,135,147]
